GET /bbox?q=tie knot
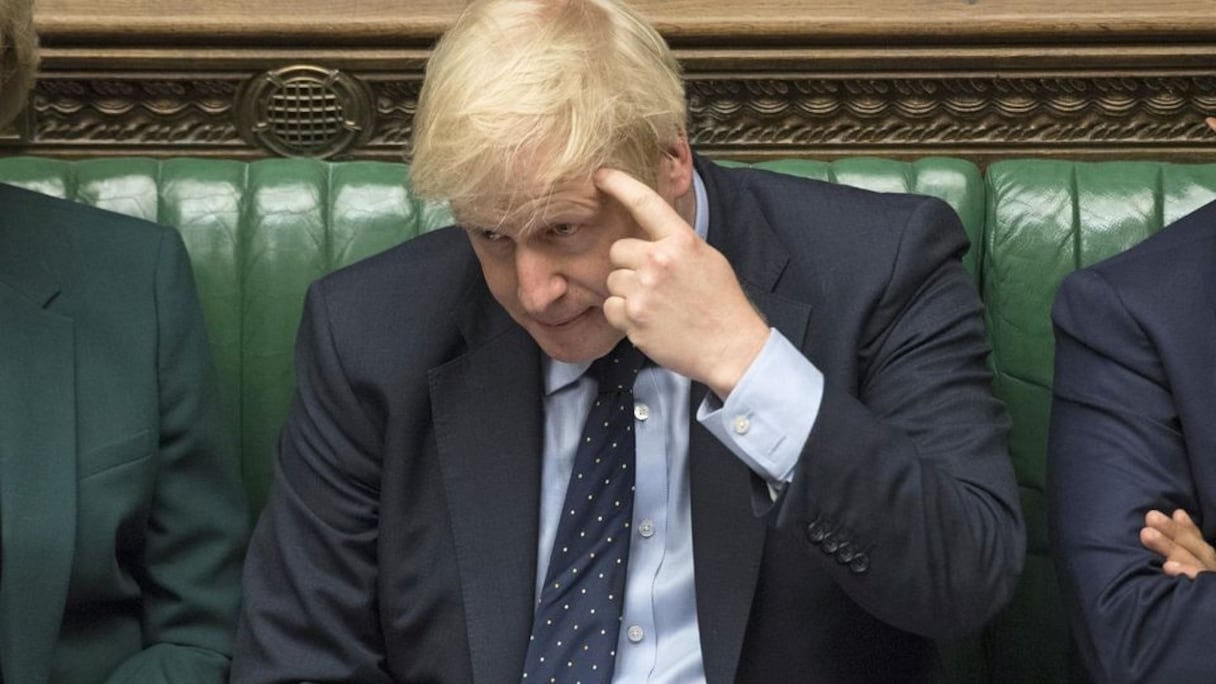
[587,339,649,394]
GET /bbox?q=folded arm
[1049,268,1216,683]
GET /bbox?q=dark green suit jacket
[0,184,247,683]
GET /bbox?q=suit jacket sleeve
[232,281,395,683]
[103,228,249,683]
[1048,268,1216,683]
[770,197,1024,638]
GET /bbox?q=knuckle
[624,293,649,323]
[648,248,674,271]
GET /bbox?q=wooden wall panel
[5,0,1215,163]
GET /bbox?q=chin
[533,328,623,364]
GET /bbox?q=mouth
[534,308,593,330]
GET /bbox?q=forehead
[455,176,604,233]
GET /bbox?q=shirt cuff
[696,329,823,486]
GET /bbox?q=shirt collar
[543,169,709,396]
[691,167,709,240]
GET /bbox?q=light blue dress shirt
[536,171,825,683]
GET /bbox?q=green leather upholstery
[980,160,1216,682]
[4,153,1212,682]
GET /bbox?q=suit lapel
[429,286,543,684]
[690,158,813,684]
[0,276,78,684]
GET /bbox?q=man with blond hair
[1,0,248,681]
[234,0,1023,681]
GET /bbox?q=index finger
[594,167,687,241]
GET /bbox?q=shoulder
[302,226,484,369]
[1058,198,1216,319]
[1,182,166,237]
[700,159,964,264]
[701,160,947,223]
[699,160,968,310]
[0,183,186,304]
[314,225,478,314]
[1091,198,1216,281]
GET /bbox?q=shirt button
[733,415,751,435]
[638,519,655,538]
[634,403,650,421]
[626,625,645,643]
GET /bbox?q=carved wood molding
[22,73,424,158]
[10,0,1214,161]
[685,73,1216,160]
[12,66,1216,163]
[32,78,244,149]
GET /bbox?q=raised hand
[594,167,769,399]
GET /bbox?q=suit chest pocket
[71,429,157,595]
[78,429,153,481]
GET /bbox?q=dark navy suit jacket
[234,157,1023,683]
[1050,198,1216,683]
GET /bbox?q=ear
[657,135,694,203]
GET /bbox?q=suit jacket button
[836,543,855,563]
[822,534,840,554]
[849,553,870,574]
[806,520,828,544]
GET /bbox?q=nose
[514,246,566,314]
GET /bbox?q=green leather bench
[3,155,1215,682]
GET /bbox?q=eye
[550,223,580,237]
[477,229,507,242]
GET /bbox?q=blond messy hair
[0,0,39,127]
[410,0,686,226]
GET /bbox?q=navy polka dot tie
[521,339,649,684]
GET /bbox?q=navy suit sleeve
[232,282,394,684]
[773,197,1024,638]
[1049,268,1216,683]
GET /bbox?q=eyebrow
[458,191,602,238]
